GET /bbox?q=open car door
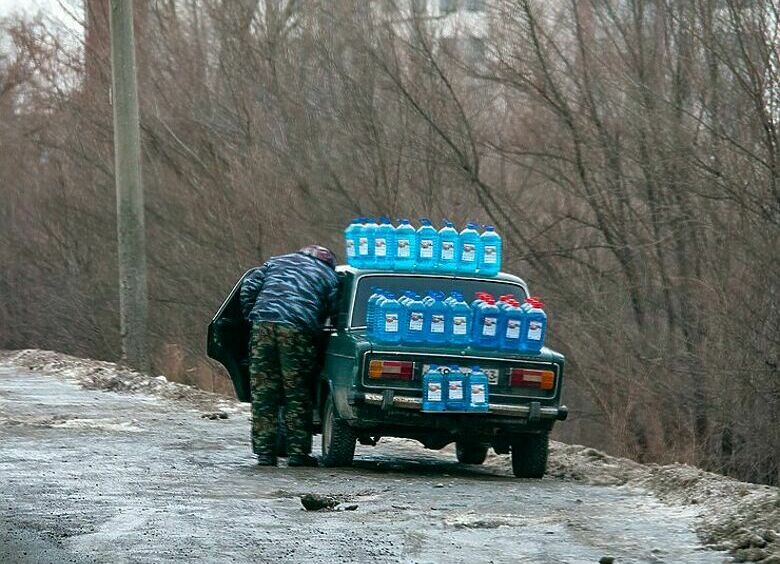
[207,269,333,404]
[207,269,256,402]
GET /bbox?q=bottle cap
[484,225,495,231]
[399,218,410,224]
[420,218,431,226]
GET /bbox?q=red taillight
[369,360,414,380]
[510,368,555,390]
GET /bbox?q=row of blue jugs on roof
[367,289,547,354]
[344,217,502,276]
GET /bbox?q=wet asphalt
[0,368,727,563]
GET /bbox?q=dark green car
[208,266,568,478]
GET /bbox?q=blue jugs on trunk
[426,291,448,344]
[403,293,427,344]
[377,292,403,344]
[449,293,472,345]
[520,298,547,353]
[366,288,385,334]
[499,295,523,351]
[473,294,500,349]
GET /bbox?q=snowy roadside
[2,348,778,563]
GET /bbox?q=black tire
[321,395,356,467]
[455,442,488,465]
[511,432,549,478]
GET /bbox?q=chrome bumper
[361,392,567,420]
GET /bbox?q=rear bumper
[361,392,567,420]
[340,389,567,438]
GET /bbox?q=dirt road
[0,363,737,563]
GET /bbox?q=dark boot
[257,454,278,466]
[287,453,318,467]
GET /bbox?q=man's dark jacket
[239,252,339,333]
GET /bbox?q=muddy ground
[1,351,778,563]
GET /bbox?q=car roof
[336,265,529,291]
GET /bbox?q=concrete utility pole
[109,0,149,372]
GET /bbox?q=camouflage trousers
[248,322,315,457]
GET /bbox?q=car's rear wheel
[510,432,549,478]
[321,395,356,467]
[455,442,488,465]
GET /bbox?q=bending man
[240,245,339,467]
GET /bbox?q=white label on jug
[441,241,454,260]
[375,238,387,257]
[409,312,424,331]
[420,239,434,258]
[506,320,520,339]
[484,246,497,264]
[428,382,442,402]
[527,320,543,341]
[359,237,369,256]
[462,243,476,262]
[431,315,445,333]
[385,313,398,333]
[449,381,463,400]
[397,239,410,258]
[482,317,497,337]
[453,316,468,335]
[471,383,486,404]
[346,240,355,257]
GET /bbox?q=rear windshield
[350,274,527,327]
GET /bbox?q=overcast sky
[0,0,82,27]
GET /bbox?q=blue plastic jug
[500,299,523,351]
[415,218,439,272]
[366,288,385,334]
[377,292,403,343]
[478,225,502,276]
[438,220,459,273]
[374,216,396,269]
[457,222,480,275]
[360,217,378,269]
[467,366,489,412]
[403,294,427,344]
[394,219,417,271]
[426,291,448,344]
[344,218,361,267]
[445,365,468,411]
[520,298,547,353]
[422,365,445,412]
[473,294,500,349]
[449,293,472,345]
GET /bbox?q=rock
[434,483,444,488]
[300,493,339,511]
[599,557,615,564]
[733,547,769,562]
[760,530,778,543]
[339,503,358,511]
[758,555,780,564]
[201,411,229,420]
